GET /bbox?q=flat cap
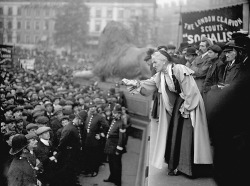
[5,105,16,112]
[13,106,24,112]
[25,133,38,140]
[26,123,39,131]
[62,108,73,115]
[60,115,70,122]
[24,104,34,110]
[208,44,222,54]
[36,126,51,136]
[36,116,49,125]
[6,94,15,99]
[5,118,16,124]
[44,101,53,107]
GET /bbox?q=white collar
[40,138,50,146]
[201,51,208,59]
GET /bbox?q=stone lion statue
[73,21,152,81]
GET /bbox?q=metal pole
[176,4,182,48]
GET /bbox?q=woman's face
[152,58,166,72]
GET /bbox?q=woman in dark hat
[7,134,40,186]
[122,48,212,177]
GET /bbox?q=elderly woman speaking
[122,48,212,177]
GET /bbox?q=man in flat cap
[44,101,54,122]
[34,126,55,185]
[26,123,39,135]
[15,118,27,135]
[222,41,245,85]
[4,105,15,120]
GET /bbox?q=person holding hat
[103,104,127,186]
[189,36,213,92]
[33,126,55,185]
[7,134,41,186]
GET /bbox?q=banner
[20,58,35,70]
[181,5,243,44]
[0,45,13,68]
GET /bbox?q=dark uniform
[83,113,109,175]
[53,121,81,186]
[104,118,126,186]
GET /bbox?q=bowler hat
[223,40,244,52]
[186,47,197,56]
[231,30,248,40]
[9,134,28,155]
[36,126,51,136]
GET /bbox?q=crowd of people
[1,30,250,186]
[122,31,250,186]
[0,50,131,186]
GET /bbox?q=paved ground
[148,118,218,186]
[78,136,141,186]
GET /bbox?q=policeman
[103,104,126,186]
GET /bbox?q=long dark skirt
[164,96,194,176]
[151,91,159,119]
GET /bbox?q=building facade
[0,0,64,49]
[0,0,155,49]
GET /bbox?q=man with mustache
[189,36,213,93]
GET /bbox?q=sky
[157,0,187,6]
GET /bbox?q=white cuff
[117,146,123,150]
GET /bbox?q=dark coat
[223,61,241,84]
[7,155,37,186]
[33,139,53,166]
[104,119,126,155]
[190,54,212,92]
[206,66,250,186]
[57,122,81,152]
[84,114,109,147]
[203,58,226,93]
